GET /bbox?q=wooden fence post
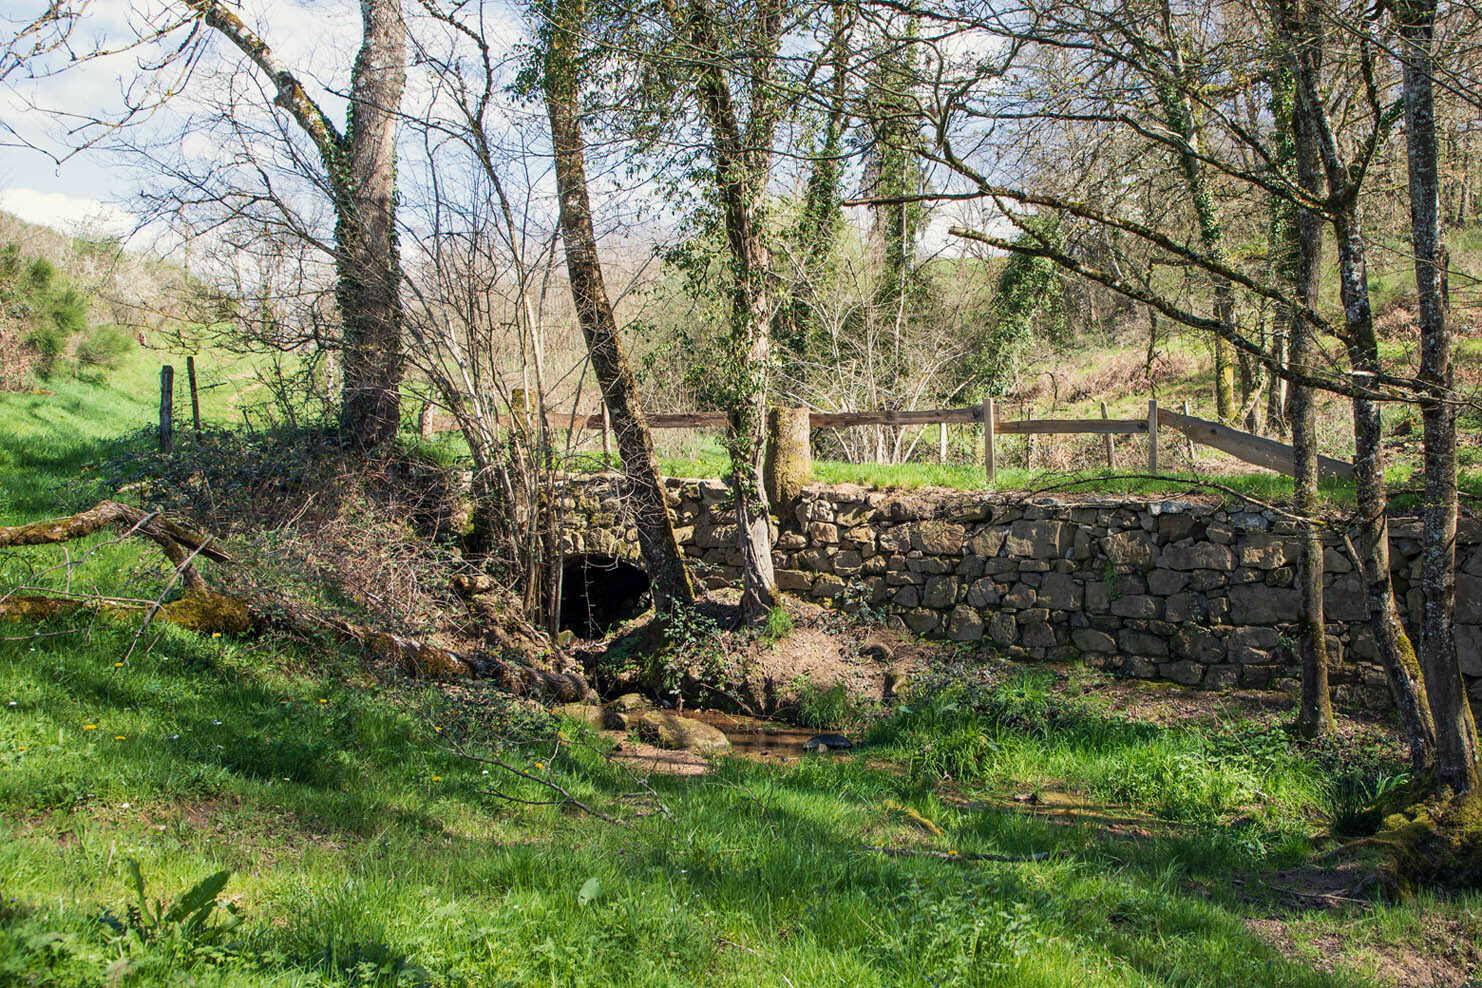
[186,354,202,438]
[1147,399,1159,473]
[159,364,174,452]
[1181,399,1196,463]
[1027,407,1036,470]
[600,402,612,462]
[1100,401,1114,468]
[983,397,996,483]
[938,421,947,464]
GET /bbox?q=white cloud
[0,187,138,239]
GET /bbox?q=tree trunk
[1399,1,1480,793]
[542,0,695,612]
[1289,107,1334,738]
[336,0,406,447]
[187,0,407,449]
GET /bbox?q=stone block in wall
[695,523,737,549]
[1021,621,1057,648]
[1148,569,1187,595]
[1160,660,1204,685]
[923,575,959,609]
[1323,576,1371,623]
[878,526,911,553]
[1003,584,1037,608]
[912,521,967,554]
[947,606,984,641]
[1459,575,1482,624]
[834,550,864,577]
[989,612,1016,644]
[1120,630,1168,657]
[1156,513,1197,543]
[1005,520,1071,559]
[1039,572,1082,610]
[800,547,834,572]
[1458,625,1482,677]
[1165,594,1200,623]
[1110,595,1162,619]
[968,526,1008,558]
[905,609,940,635]
[1161,541,1235,571]
[906,556,954,574]
[1239,533,1291,569]
[966,578,1000,608]
[1085,581,1111,613]
[1071,628,1116,653]
[892,585,920,608]
[886,570,921,586]
[808,522,839,543]
[1464,547,1482,577]
[1323,546,1353,573]
[861,576,887,604]
[811,574,845,598]
[774,531,804,551]
[776,569,814,592]
[1103,530,1158,567]
[1229,583,1298,624]
[1205,666,1240,689]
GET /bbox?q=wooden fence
[541,398,1355,482]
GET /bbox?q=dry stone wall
[558,476,1482,711]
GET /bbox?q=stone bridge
[556,474,1482,710]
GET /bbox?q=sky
[1,0,366,246]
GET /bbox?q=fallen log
[1,502,589,700]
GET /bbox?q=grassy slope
[3,362,1480,986]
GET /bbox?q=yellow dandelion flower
[114,735,126,740]
[948,849,960,856]
[533,761,544,770]
[83,724,97,731]
[113,662,124,668]
[433,726,443,733]
[432,776,442,781]
[212,633,222,639]
[318,698,328,704]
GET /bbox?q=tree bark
[336,0,406,447]
[542,0,695,613]
[1288,106,1334,738]
[1399,0,1480,793]
[187,0,406,448]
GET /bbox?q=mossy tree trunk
[1398,0,1480,793]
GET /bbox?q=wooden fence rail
[536,397,1355,482]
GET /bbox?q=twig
[119,535,215,665]
[868,844,1051,863]
[446,740,624,825]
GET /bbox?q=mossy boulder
[634,711,731,755]
[1372,790,1482,892]
[553,703,606,728]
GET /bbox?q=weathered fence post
[1027,407,1037,470]
[600,402,612,463]
[983,397,996,483]
[938,421,947,464]
[1181,399,1196,463]
[159,364,174,452]
[186,355,202,438]
[1100,401,1114,468]
[1147,399,1159,473]
[764,406,812,510]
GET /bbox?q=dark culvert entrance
[558,555,650,639]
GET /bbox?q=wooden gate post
[983,397,996,483]
[1181,400,1196,463]
[159,364,175,452]
[1100,401,1114,468]
[1147,399,1159,473]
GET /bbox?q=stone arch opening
[559,554,650,639]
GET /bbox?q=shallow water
[682,710,839,762]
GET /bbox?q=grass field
[4,343,1481,987]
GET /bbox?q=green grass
[1,621,1466,987]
